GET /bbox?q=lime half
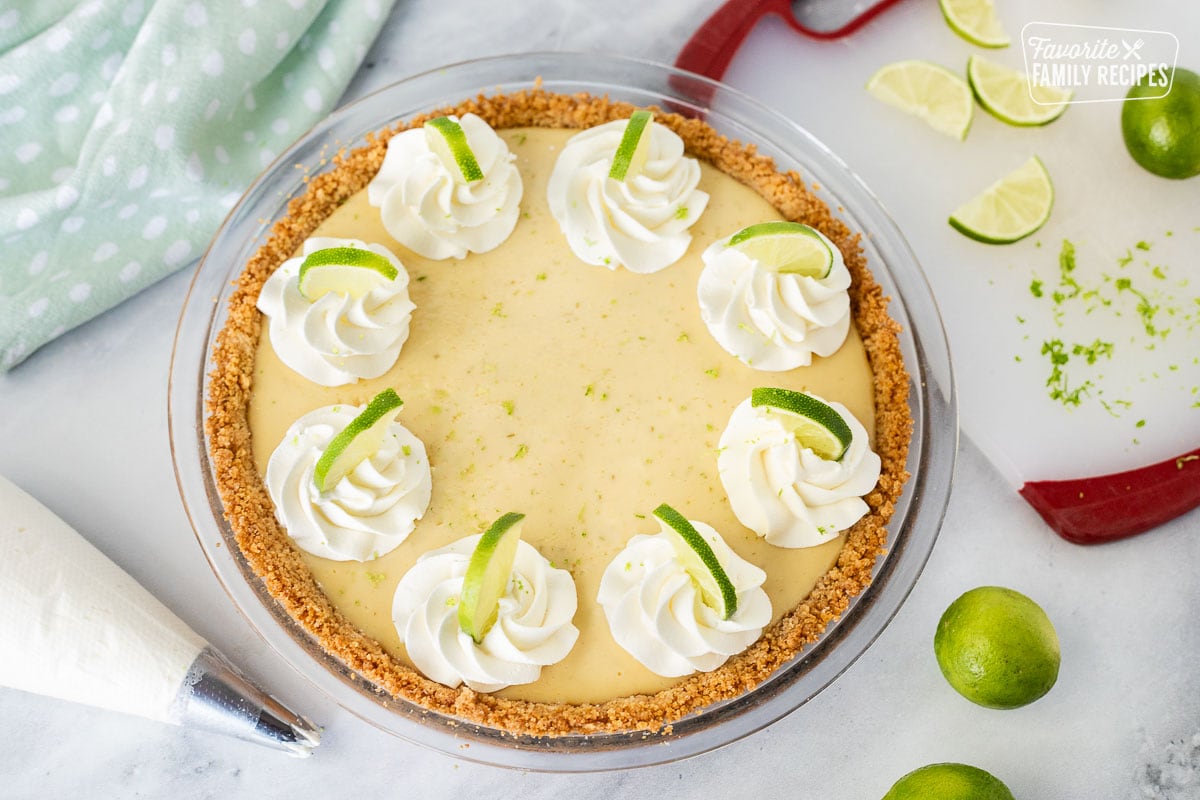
[968,55,1071,127]
[938,0,1010,48]
[608,110,653,182]
[313,388,404,492]
[751,387,853,461]
[653,503,737,620]
[458,512,526,643]
[298,246,399,301]
[867,60,974,140]
[727,221,834,278]
[425,116,484,183]
[949,156,1054,244]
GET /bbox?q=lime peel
[653,503,737,620]
[727,221,834,278]
[298,246,398,301]
[750,387,853,461]
[458,512,526,643]
[313,388,404,492]
[608,110,653,182]
[949,156,1054,245]
[426,116,484,183]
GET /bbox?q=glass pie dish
[168,51,956,771]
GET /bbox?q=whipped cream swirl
[697,228,851,371]
[367,113,522,260]
[256,236,415,387]
[392,535,579,692]
[547,117,709,273]
[266,403,432,562]
[718,397,881,548]
[597,520,771,677]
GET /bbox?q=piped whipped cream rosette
[392,514,579,693]
[698,222,851,371]
[547,110,709,274]
[718,388,881,548]
[256,236,415,387]
[367,113,523,260]
[266,389,432,562]
[597,504,772,678]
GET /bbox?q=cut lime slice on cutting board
[867,60,974,140]
[968,55,1071,127]
[949,156,1054,244]
[939,0,1010,48]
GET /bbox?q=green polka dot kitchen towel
[0,0,396,370]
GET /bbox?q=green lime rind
[426,116,485,182]
[948,156,1054,245]
[727,221,833,278]
[313,388,404,492]
[298,247,399,300]
[937,0,1010,49]
[934,586,1061,710]
[653,503,737,620]
[967,56,1071,128]
[750,387,853,461]
[458,511,526,643]
[882,762,1016,800]
[299,246,398,278]
[608,110,653,182]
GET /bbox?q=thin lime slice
[313,388,404,492]
[866,60,974,140]
[608,110,653,182]
[425,116,484,183]
[968,56,1072,127]
[949,156,1054,244]
[727,221,834,278]
[938,0,1010,48]
[297,246,399,301]
[458,512,526,643]
[653,503,737,620]
[750,387,853,461]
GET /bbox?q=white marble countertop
[2,1,1198,797]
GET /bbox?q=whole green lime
[934,586,1060,709]
[882,762,1015,800]
[1121,66,1200,179]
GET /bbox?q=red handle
[675,0,910,82]
[675,0,794,82]
[1019,447,1200,544]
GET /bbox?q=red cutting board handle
[1020,447,1200,544]
[675,0,908,81]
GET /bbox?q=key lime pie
[205,88,911,736]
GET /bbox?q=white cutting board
[718,0,1200,487]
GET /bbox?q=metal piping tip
[173,647,321,757]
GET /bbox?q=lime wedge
[727,221,834,278]
[750,387,853,461]
[968,55,1072,127]
[949,156,1053,244]
[866,60,974,140]
[297,246,399,301]
[653,503,737,620]
[608,110,653,182]
[458,511,526,643]
[313,388,404,492]
[425,116,484,183]
[938,0,1010,48]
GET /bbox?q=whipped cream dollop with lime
[547,114,709,274]
[265,402,431,562]
[718,395,880,548]
[698,223,851,371]
[392,535,579,692]
[367,113,523,260]
[596,519,771,677]
[256,237,415,387]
